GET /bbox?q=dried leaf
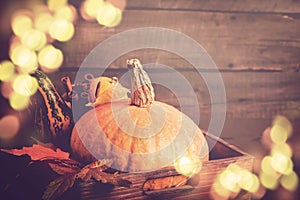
[1,144,69,160]
[43,159,131,200]
[42,173,76,200]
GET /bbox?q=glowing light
[219,168,241,193]
[49,19,75,42]
[270,124,288,144]
[54,5,77,22]
[81,0,104,20]
[10,45,38,72]
[0,61,15,81]
[273,115,293,138]
[34,12,54,33]
[270,152,293,175]
[96,2,122,27]
[1,81,14,99]
[210,180,231,199]
[260,171,279,190]
[9,92,30,110]
[11,10,33,37]
[261,156,278,176]
[21,29,47,51]
[174,154,202,177]
[38,45,63,71]
[47,0,67,11]
[238,170,259,193]
[12,74,38,96]
[280,171,299,192]
[271,143,292,158]
[0,115,20,140]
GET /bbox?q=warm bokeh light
[54,5,77,22]
[81,0,104,20]
[10,45,38,72]
[49,19,75,42]
[34,12,54,33]
[9,92,30,110]
[270,124,288,144]
[271,143,292,159]
[11,10,33,37]
[238,170,259,193]
[280,171,299,192]
[270,152,293,175]
[96,2,122,27]
[261,156,278,176]
[260,171,279,190]
[12,74,38,96]
[0,60,15,81]
[218,168,240,193]
[47,0,67,11]
[273,115,293,138]
[210,180,231,200]
[0,115,20,140]
[174,154,202,177]
[1,81,14,99]
[38,45,63,71]
[21,29,47,51]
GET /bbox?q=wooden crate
[77,131,254,200]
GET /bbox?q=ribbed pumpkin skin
[70,99,209,172]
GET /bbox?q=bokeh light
[10,45,38,72]
[21,29,47,51]
[271,143,292,160]
[96,2,122,27]
[11,10,33,37]
[238,170,259,193]
[49,19,75,42]
[9,92,30,110]
[47,0,67,11]
[1,81,14,99]
[81,0,104,20]
[272,115,293,138]
[54,5,77,22]
[0,60,15,81]
[260,171,279,190]
[280,171,299,192]
[34,12,54,33]
[270,152,293,175]
[38,45,63,71]
[174,154,202,177]
[270,124,288,144]
[12,74,38,96]
[0,115,20,140]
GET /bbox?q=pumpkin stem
[127,58,155,107]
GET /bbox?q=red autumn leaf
[1,144,69,160]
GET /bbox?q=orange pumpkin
[70,59,209,172]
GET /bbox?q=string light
[54,5,77,22]
[11,10,33,37]
[21,29,47,51]
[9,92,30,110]
[80,0,104,20]
[38,45,63,71]
[174,154,202,177]
[0,61,15,81]
[34,12,54,33]
[47,0,67,11]
[12,74,38,96]
[49,19,75,42]
[96,2,122,27]
[10,45,38,72]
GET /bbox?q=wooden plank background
[50,0,300,122]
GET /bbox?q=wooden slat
[47,69,300,120]
[126,0,300,14]
[59,10,300,72]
